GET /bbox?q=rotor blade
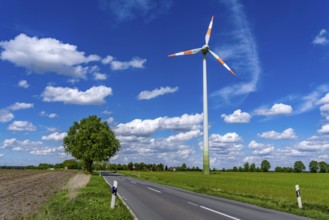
[205,16,214,45]
[168,48,202,57]
[209,50,237,77]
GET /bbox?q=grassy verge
[30,173,133,220]
[121,171,329,220]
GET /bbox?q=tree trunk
[84,159,93,173]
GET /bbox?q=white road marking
[131,181,136,184]
[200,206,240,220]
[187,201,198,207]
[147,187,161,193]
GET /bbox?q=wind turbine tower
[169,16,236,175]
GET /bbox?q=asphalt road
[103,172,310,220]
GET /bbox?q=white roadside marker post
[295,184,302,208]
[111,180,118,209]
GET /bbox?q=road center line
[147,187,161,193]
[200,206,240,220]
[187,201,198,207]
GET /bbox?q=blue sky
[1,0,329,169]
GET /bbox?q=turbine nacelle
[202,45,209,55]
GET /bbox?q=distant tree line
[221,160,329,173]
[2,159,329,173]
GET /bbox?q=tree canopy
[309,160,319,173]
[294,161,306,173]
[63,115,120,172]
[261,160,271,172]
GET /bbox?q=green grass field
[30,173,133,220]
[122,171,329,220]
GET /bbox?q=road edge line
[103,176,138,220]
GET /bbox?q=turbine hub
[202,45,209,55]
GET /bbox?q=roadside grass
[121,171,329,220]
[30,173,133,220]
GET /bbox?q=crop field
[0,169,76,219]
[122,171,329,220]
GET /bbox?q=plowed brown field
[0,169,76,219]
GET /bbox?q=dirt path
[0,169,76,219]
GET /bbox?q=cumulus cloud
[110,57,146,70]
[318,124,329,134]
[312,29,329,46]
[317,92,329,105]
[30,147,57,155]
[165,130,201,143]
[2,138,42,150]
[221,109,251,123]
[94,72,107,80]
[0,109,14,122]
[248,140,264,149]
[138,86,178,100]
[42,132,67,142]
[8,102,34,111]
[18,80,29,88]
[115,113,203,137]
[258,128,297,140]
[41,85,112,105]
[7,121,36,131]
[0,34,100,79]
[209,132,241,145]
[255,103,292,116]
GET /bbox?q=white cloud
[40,111,58,118]
[248,140,264,149]
[41,85,112,105]
[317,92,329,105]
[258,128,297,140]
[0,153,3,158]
[30,147,56,155]
[255,103,292,116]
[101,55,114,64]
[42,132,67,142]
[94,72,107,80]
[18,80,29,88]
[253,146,274,156]
[221,109,251,123]
[105,117,114,124]
[2,138,42,150]
[312,29,329,46]
[138,86,178,100]
[318,124,329,134]
[98,0,173,23]
[165,130,201,143]
[0,109,14,122]
[0,33,100,79]
[7,121,36,131]
[110,57,146,70]
[115,113,203,137]
[211,0,260,102]
[8,102,34,111]
[210,132,241,144]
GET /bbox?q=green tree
[244,162,250,172]
[63,159,78,169]
[319,161,328,173]
[261,160,271,172]
[250,163,256,172]
[275,166,283,172]
[294,161,306,173]
[63,115,120,173]
[309,160,319,173]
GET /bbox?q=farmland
[122,171,329,220]
[0,169,76,219]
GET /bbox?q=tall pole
[203,54,210,175]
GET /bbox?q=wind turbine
[168,16,236,175]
